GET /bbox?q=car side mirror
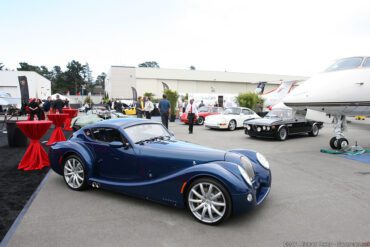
[109,141,124,148]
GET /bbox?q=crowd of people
[22,95,69,120]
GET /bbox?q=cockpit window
[325,57,364,72]
[363,58,370,68]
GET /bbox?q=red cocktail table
[47,113,68,145]
[63,108,78,131]
[16,120,52,170]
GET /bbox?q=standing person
[37,99,45,120]
[54,94,65,113]
[198,100,205,108]
[43,96,51,114]
[144,97,154,119]
[29,98,41,120]
[135,96,144,118]
[158,94,171,129]
[185,99,198,134]
[182,100,187,113]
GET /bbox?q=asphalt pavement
[4,117,370,247]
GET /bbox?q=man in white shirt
[185,98,198,134]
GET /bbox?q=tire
[309,124,319,137]
[63,155,88,191]
[330,137,338,149]
[186,178,232,225]
[197,117,205,125]
[276,127,287,141]
[228,120,236,131]
[337,138,349,149]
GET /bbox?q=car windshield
[125,123,171,143]
[325,57,364,72]
[223,108,241,115]
[266,109,294,120]
[211,107,222,113]
[198,106,209,112]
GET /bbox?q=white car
[204,107,260,131]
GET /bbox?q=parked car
[123,106,136,115]
[204,107,260,131]
[71,107,127,131]
[244,108,323,141]
[181,106,223,125]
[49,118,271,225]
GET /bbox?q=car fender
[182,161,250,196]
[49,141,95,178]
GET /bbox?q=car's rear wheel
[309,124,319,137]
[228,120,236,131]
[186,178,231,225]
[63,155,88,191]
[197,117,204,125]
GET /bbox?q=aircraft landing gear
[329,115,349,150]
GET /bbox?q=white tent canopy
[51,93,69,101]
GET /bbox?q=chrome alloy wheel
[188,182,226,224]
[229,120,236,131]
[64,158,85,189]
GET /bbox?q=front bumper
[245,128,277,138]
[232,164,272,215]
[232,186,271,214]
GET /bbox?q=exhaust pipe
[92,182,100,188]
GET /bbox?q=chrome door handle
[355,82,364,85]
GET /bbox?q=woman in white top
[144,97,155,119]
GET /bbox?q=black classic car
[243,108,323,141]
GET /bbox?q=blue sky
[2,0,370,78]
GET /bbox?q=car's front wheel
[63,155,88,191]
[186,178,231,225]
[277,127,287,141]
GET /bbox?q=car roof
[84,118,161,129]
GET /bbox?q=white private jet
[256,80,299,111]
[284,56,370,149]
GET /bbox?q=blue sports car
[49,118,271,225]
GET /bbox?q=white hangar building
[0,71,51,104]
[105,66,308,100]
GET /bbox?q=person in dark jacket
[53,95,65,113]
[158,94,171,129]
[43,96,51,114]
[29,98,41,120]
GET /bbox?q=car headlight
[238,156,255,186]
[238,165,252,186]
[266,126,271,131]
[256,153,270,169]
[246,125,251,130]
[262,126,266,130]
[257,126,261,132]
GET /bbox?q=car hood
[139,140,226,164]
[244,118,282,125]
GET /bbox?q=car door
[87,127,139,181]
